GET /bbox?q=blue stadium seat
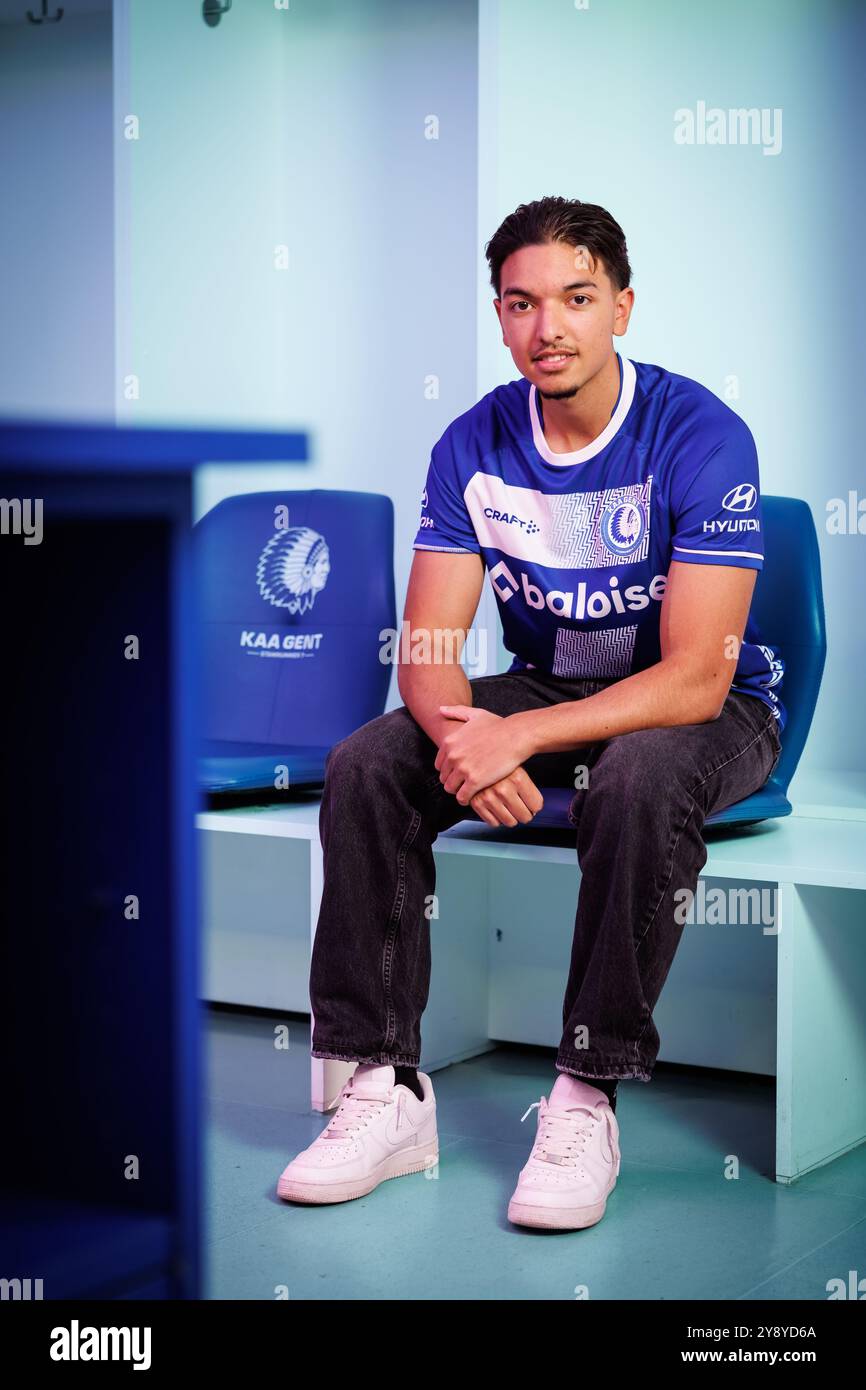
[194,489,396,795]
[459,496,826,832]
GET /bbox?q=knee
[325,706,417,784]
[584,729,689,815]
[325,723,379,782]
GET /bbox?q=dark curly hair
[484,196,632,300]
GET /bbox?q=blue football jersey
[412,353,786,730]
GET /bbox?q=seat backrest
[749,496,826,791]
[193,489,396,747]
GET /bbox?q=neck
[537,351,621,453]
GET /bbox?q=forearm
[510,656,725,757]
[398,661,474,749]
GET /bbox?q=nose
[533,306,566,349]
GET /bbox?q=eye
[508,295,590,311]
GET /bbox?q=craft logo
[482,507,540,537]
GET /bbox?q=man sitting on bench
[277,194,785,1232]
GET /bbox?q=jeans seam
[311,1048,421,1065]
[690,715,778,795]
[634,718,773,955]
[382,806,423,1051]
[764,711,782,775]
[629,797,701,1069]
[555,1057,652,1082]
[629,716,776,1065]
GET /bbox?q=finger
[497,790,533,824]
[483,792,519,827]
[494,780,541,823]
[509,768,545,814]
[470,793,508,827]
[470,796,499,827]
[439,704,471,719]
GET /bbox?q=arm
[507,560,757,757]
[398,550,544,826]
[397,549,486,748]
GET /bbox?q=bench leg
[776,881,866,1182]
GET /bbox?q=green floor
[204,1008,866,1300]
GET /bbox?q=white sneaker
[277,1063,439,1204]
[507,1074,621,1230]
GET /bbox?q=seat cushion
[199,740,329,793]
[456,779,792,832]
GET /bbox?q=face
[310,551,330,592]
[493,239,633,399]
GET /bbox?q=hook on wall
[27,0,63,21]
[202,0,232,27]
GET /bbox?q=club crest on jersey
[600,500,646,557]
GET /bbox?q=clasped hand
[434,705,543,826]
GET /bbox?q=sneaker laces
[520,1097,612,1167]
[319,1084,405,1142]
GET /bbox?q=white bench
[197,770,866,1185]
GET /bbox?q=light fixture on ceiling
[202,0,232,27]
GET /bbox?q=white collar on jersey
[529,355,637,466]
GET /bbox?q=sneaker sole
[507,1194,609,1230]
[507,1161,619,1230]
[277,1138,439,1205]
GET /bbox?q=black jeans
[309,670,782,1083]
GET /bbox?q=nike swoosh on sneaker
[383,1093,417,1147]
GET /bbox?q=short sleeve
[412,424,481,554]
[669,418,764,570]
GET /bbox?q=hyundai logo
[722,484,757,513]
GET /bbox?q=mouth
[534,352,574,371]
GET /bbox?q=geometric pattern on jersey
[553,623,638,678]
[548,476,653,568]
[463,473,653,570]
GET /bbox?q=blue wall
[114,0,481,692]
[0,5,114,420]
[478,0,865,775]
[2,0,860,774]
